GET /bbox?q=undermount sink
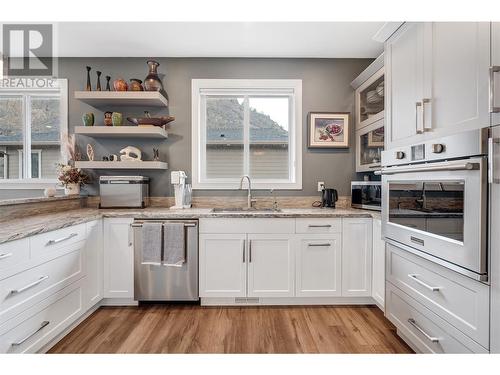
[211,207,282,213]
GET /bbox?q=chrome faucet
[239,175,256,209]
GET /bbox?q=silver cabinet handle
[242,239,246,263]
[10,275,49,295]
[46,232,78,246]
[489,137,500,184]
[422,98,432,132]
[308,224,332,228]
[0,252,13,260]
[11,321,50,346]
[408,274,441,292]
[128,224,133,247]
[379,162,479,175]
[407,318,440,343]
[308,243,332,247]
[489,66,500,113]
[415,102,423,134]
[249,240,252,263]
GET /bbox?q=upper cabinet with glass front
[355,67,385,131]
[351,55,385,172]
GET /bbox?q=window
[192,79,302,190]
[0,79,68,187]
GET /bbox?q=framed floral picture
[308,112,350,148]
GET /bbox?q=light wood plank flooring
[48,304,413,354]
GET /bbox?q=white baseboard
[201,296,376,306]
[100,298,138,306]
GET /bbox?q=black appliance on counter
[321,188,338,208]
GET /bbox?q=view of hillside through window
[205,96,290,180]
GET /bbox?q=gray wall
[61,57,372,198]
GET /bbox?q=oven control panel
[381,128,487,167]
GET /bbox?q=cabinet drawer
[30,224,86,261]
[0,239,30,277]
[386,244,489,348]
[0,281,84,353]
[295,219,342,234]
[386,282,488,353]
[0,243,84,325]
[200,218,295,234]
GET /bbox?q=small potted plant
[57,163,89,195]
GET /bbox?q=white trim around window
[0,78,68,189]
[191,79,302,190]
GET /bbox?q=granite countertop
[0,207,377,244]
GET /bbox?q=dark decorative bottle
[105,76,111,91]
[144,60,164,92]
[85,66,91,91]
[96,71,102,91]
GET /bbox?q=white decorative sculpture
[120,146,142,162]
[86,144,94,161]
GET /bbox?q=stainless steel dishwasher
[132,219,199,301]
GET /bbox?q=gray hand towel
[163,222,185,267]
[141,222,163,265]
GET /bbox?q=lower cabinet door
[84,220,103,308]
[247,234,294,298]
[372,218,385,309]
[342,218,373,297]
[103,218,134,299]
[295,234,341,297]
[199,233,247,298]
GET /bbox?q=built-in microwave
[351,181,382,211]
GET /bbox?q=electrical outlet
[317,181,325,192]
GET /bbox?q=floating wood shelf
[74,126,168,139]
[74,91,169,108]
[75,161,168,170]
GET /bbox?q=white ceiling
[55,22,385,58]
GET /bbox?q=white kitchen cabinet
[199,233,246,297]
[103,218,134,299]
[385,22,425,150]
[371,218,385,310]
[422,22,490,135]
[84,220,103,309]
[295,234,341,297]
[355,67,385,131]
[355,119,384,172]
[247,234,294,297]
[492,22,500,127]
[386,22,493,151]
[342,218,373,297]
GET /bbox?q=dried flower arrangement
[56,163,89,187]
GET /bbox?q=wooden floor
[48,304,413,354]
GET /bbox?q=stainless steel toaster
[99,176,149,208]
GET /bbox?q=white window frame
[0,79,68,189]
[191,79,302,190]
[18,149,42,179]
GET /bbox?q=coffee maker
[170,171,192,210]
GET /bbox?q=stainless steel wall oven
[380,129,489,281]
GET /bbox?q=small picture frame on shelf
[308,112,350,148]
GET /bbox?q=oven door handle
[379,162,479,175]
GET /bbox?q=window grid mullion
[243,95,250,176]
[25,95,32,179]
